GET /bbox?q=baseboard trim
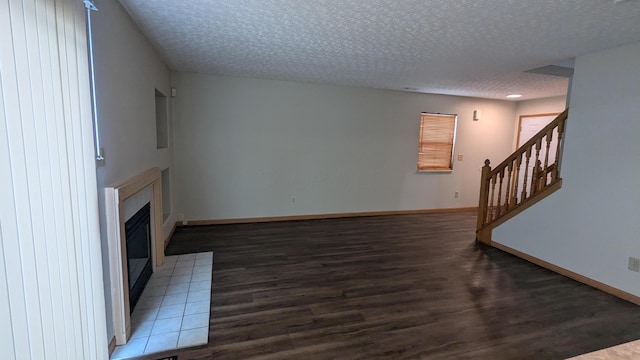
[108,336,116,357]
[492,241,640,306]
[183,207,478,226]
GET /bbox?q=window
[417,112,458,171]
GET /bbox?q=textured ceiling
[118,0,640,101]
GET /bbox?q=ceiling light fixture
[506,94,522,98]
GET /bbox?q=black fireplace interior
[125,202,153,314]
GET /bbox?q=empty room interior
[3,0,640,359]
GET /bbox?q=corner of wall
[93,0,175,341]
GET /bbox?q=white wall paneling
[0,0,108,358]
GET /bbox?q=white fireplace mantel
[105,167,165,345]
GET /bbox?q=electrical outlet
[628,257,640,272]
[178,213,184,221]
[457,154,463,161]
[454,191,459,198]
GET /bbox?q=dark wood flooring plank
[135,211,640,360]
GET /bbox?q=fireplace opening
[125,202,153,313]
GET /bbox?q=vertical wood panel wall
[0,0,108,358]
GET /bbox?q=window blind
[417,113,457,171]
[0,0,108,358]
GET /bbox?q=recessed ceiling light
[506,94,522,98]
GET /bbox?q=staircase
[476,109,568,244]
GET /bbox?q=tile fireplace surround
[111,252,213,359]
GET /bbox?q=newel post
[476,159,492,245]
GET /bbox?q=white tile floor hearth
[111,252,213,359]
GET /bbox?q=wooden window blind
[417,113,457,171]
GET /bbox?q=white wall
[92,0,174,340]
[172,73,517,221]
[515,95,567,118]
[493,41,640,297]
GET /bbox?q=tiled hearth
[112,252,213,359]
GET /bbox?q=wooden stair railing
[476,109,568,244]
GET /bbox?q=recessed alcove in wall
[155,89,168,149]
[161,167,171,222]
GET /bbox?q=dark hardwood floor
[140,211,640,359]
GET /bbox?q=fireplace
[125,202,153,313]
[106,167,165,345]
